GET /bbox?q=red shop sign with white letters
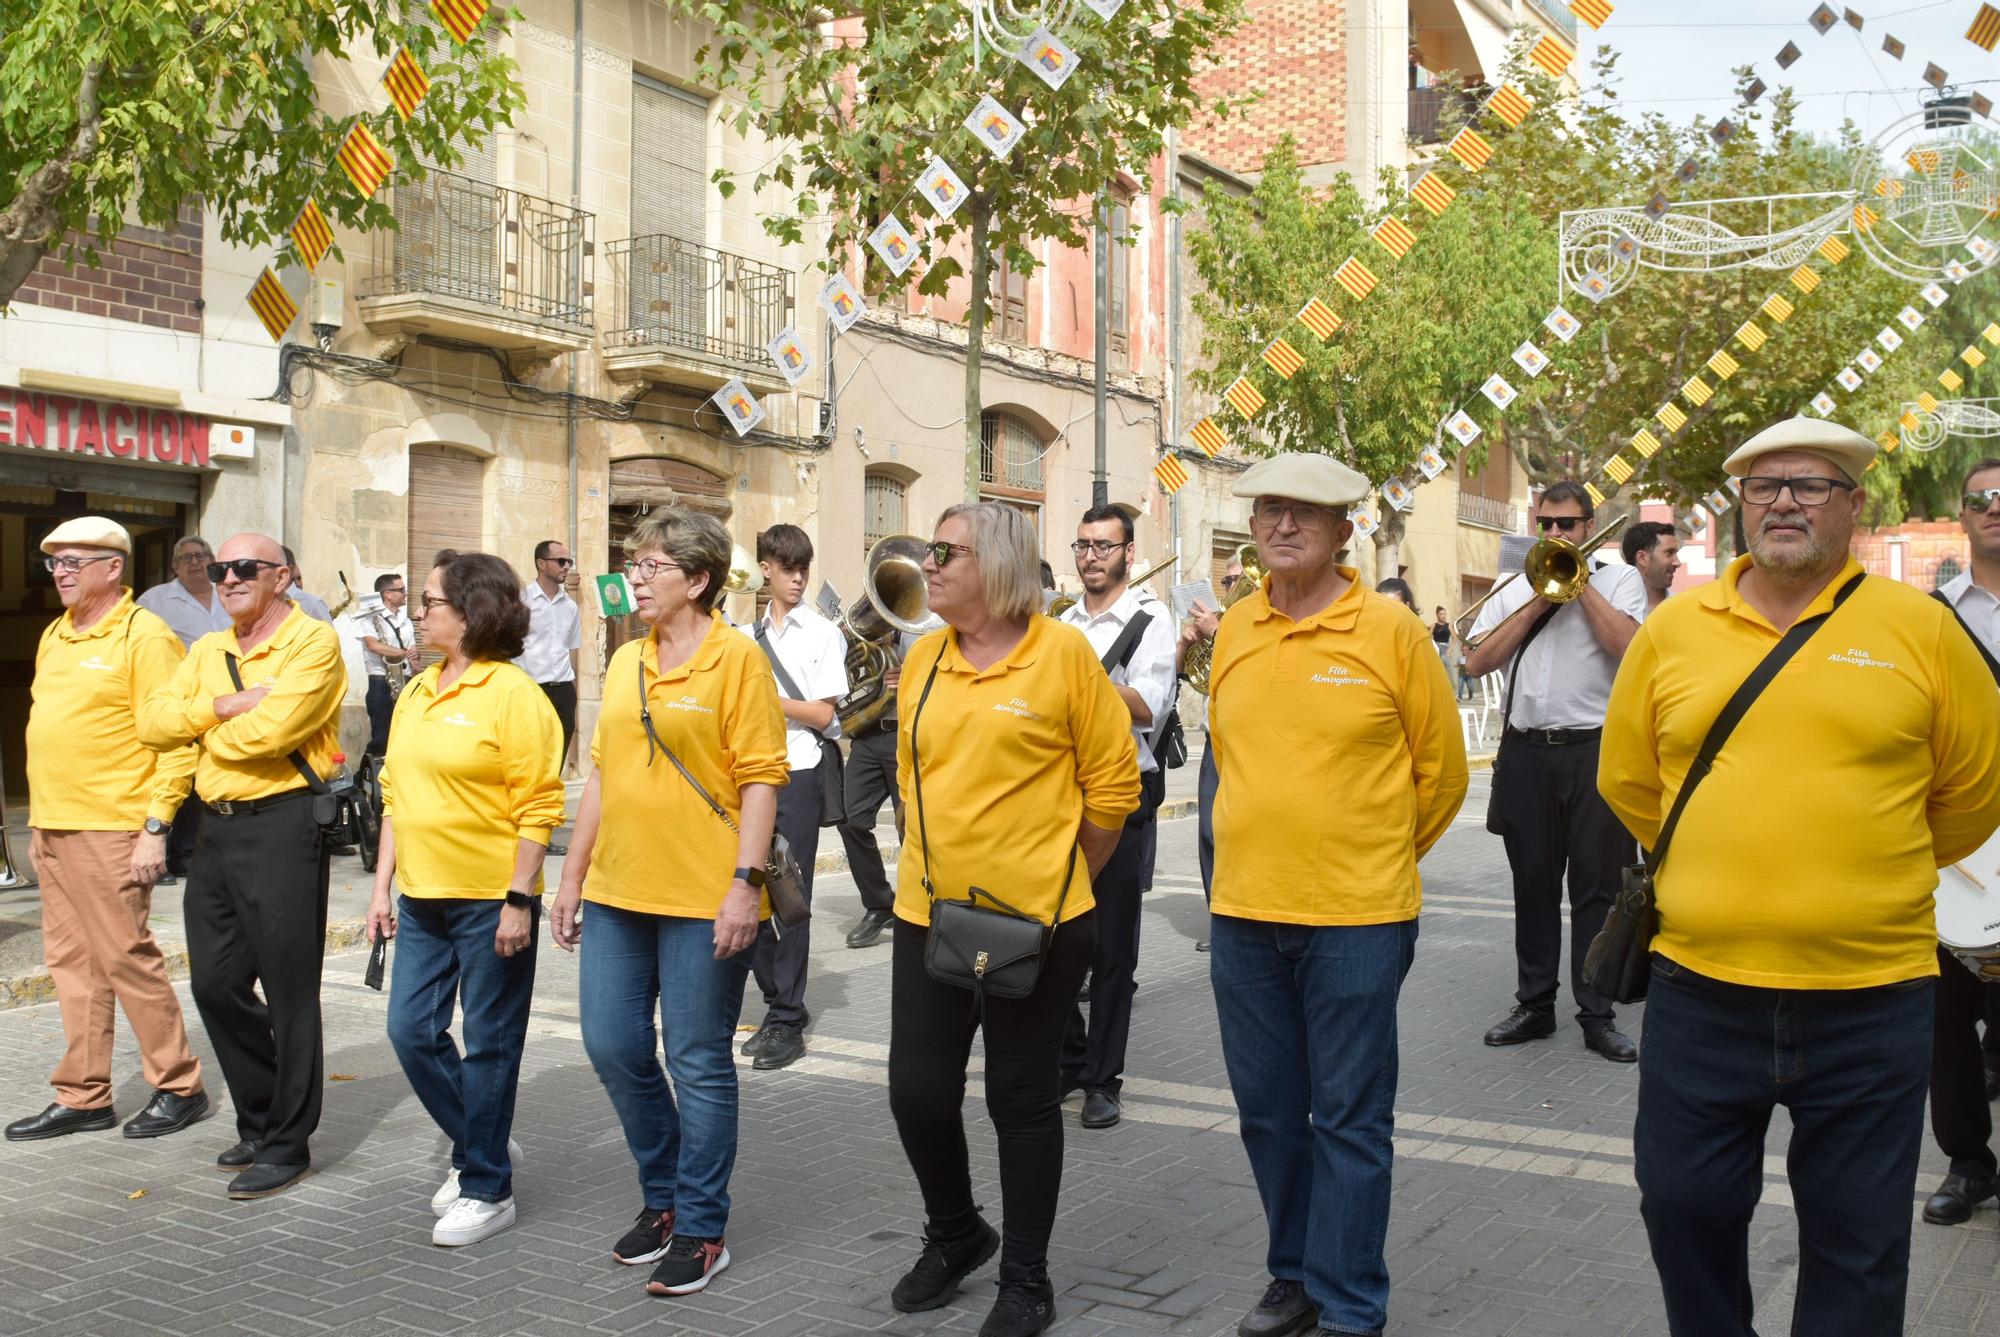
[0,387,216,468]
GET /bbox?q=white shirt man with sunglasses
[1466,480,1647,1064]
[517,540,583,850]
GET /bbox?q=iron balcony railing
[361,169,594,325]
[1408,85,1485,145]
[1458,492,1520,531]
[1522,0,1579,41]
[605,234,794,370]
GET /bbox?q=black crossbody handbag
[753,624,846,827]
[909,651,1078,1007]
[635,656,810,931]
[1584,571,1864,1003]
[222,652,344,829]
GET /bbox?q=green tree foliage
[1,0,523,307]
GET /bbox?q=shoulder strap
[636,651,740,833]
[223,651,327,793]
[1931,588,2000,687]
[755,622,834,750]
[1099,609,1153,673]
[1649,571,1865,874]
[1497,599,1562,732]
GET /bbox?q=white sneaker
[430,1138,524,1217]
[432,1196,517,1247]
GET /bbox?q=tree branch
[0,61,104,305]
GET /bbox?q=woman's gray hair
[938,501,1040,621]
[626,507,732,613]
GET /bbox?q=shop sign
[0,388,239,468]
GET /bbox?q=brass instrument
[1454,513,1628,652]
[1183,544,1267,696]
[327,572,357,619]
[833,535,943,733]
[724,545,763,597]
[370,606,416,695]
[1046,555,1177,621]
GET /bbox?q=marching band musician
[358,571,415,758]
[1465,480,1646,1063]
[1056,504,1179,1131]
[1599,419,2000,1336]
[1207,454,1466,1337]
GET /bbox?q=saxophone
[371,608,414,694]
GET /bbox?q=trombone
[1455,514,1629,652]
[1046,554,1178,620]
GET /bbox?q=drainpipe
[1093,194,1109,510]
[1165,128,1182,584]
[566,0,584,556]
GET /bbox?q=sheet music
[1170,580,1217,622]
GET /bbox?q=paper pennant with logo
[1081,0,1126,18]
[1153,454,1190,495]
[1610,230,1641,264]
[1969,236,1997,262]
[1544,306,1580,343]
[430,0,490,44]
[1351,507,1378,539]
[1884,33,1906,59]
[1630,429,1662,459]
[1334,255,1379,301]
[1190,417,1228,457]
[915,156,969,219]
[336,121,395,199]
[1707,349,1740,380]
[1857,348,1883,373]
[1445,409,1482,447]
[1973,92,1995,118]
[818,272,865,333]
[1480,374,1517,410]
[1745,78,1768,104]
[713,379,765,437]
[1528,33,1575,77]
[1836,366,1863,391]
[966,95,1027,159]
[1410,173,1456,216]
[1512,341,1549,377]
[1382,478,1415,512]
[1922,282,1951,307]
[1372,216,1417,260]
[593,572,635,619]
[868,215,918,276]
[1946,260,1973,283]
[1926,62,1950,90]
[1487,85,1532,128]
[1810,390,1837,416]
[1297,297,1341,341]
[1879,327,1904,352]
[1777,40,1802,68]
[1570,0,1613,29]
[1809,3,1837,34]
[291,198,334,273]
[383,47,431,121]
[1655,401,1687,432]
[1734,321,1767,351]
[1447,127,1493,172]
[1644,191,1671,221]
[1262,338,1305,380]
[1603,454,1634,485]
[765,327,815,387]
[1019,28,1079,90]
[1899,305,1926,330]
[1224,377,1265,420]
[1578,269,1612,303]
[247,267,298,343]
[1418,444,1448,480]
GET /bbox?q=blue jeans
[385,895,538,1203]
[579,900,751,1239]
[1210,915,1418,1336]
[1636,956,1934,1337]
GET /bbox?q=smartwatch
[143,817,170,836]
[504,889,539,910]
[732,865,767,888]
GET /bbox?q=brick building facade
[12,202,204,335]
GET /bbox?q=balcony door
[398,3,501,303]
[631,76,710,352]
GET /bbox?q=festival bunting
[290,199,334,273]
[383,48,430,121]
[247,268,298,343]
[430,0,490,45]
[336,121,394,199]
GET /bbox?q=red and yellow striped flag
[430,0,491,44]
[383,47,431,121]
[1297,297,1341,341]
[1682,376,1712,407]
[1878,430,1900,453]
[1788,264,1820,294]
[1487,84,1532,128]
[1966,344,1988,368]
[1334,255,1379,301]
[1447,126,1493,171]
[1263,338,1305,379]
[1942,368,1966,391]
[1655,402,1688,432]
[1907,148,1941,174]
[1762,292,1795,323]
[1984,322,2000,345]
[1734,321,1767,351]
[1190,417,1228,457]
[1900,410,1921,432]
[1571,0,1614,29]
[1817,235,1849,265]
[247,267,298,343]
[1224,376,1266,420]
[1853,203,1880,231]
[290,198,334,272]
[1154,454,1190,495]
[1409,172,1456,216]
[1630,428,1661,458]
[1970,3,2000,51]
[1875,177,1905,198]
[1707,349,1741,380]
[1603,454,1634,485]
[1585,481,1606,507]
[1529,33,1576,78]
[336,121,395,199]
[1919,392,1940,413]
[1372,216,1417,260]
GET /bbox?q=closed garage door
[407,444,484,577]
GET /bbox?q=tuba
[1183,544,1267,696]
[833,535,941,733]
[724,545,764,597]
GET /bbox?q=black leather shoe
[1081,1087,1121,1129]
[547,840,568,857]
[4,1102,116,1142]
[227,1162,312,1200]
[846,909,894,948]
[1238,1277,1317,1336]
[1924,1172,1997,1224]
[1483,1005,1556,1047]
[1582,1026,1639,1063]
[153,874,179,887]
[892,1217,999,1312]
[122,1089,209,1139]
[739,1021,773,1057]
[753,1023,806,1071]
[979,1279,1056,1337]
[216,1138,259,1171]
[1195,939,1210,953]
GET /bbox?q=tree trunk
[0,63,104,309]
[963,202,991,503]
[1370,502,1406,582]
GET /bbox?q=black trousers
[889,911,1095,1286]
[836,724,901,914]
[1061,767,1164,1092]
[539,680,578,771]
[751,766,822,1026]
[364,677,393,757]
[1494,732,1632,1025]
[165,795,201,876]
[1931,946,1998,1181]
[184,792,331,1165]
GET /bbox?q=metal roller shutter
[407,444,485,578]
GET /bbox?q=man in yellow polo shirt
[1599,418,2000,1336]
[8,517,208,1146]
[138,532,347,1201]
[1207,453,1467,1337]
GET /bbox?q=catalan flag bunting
[1943,368,1966,390]
[1585,482,1605,507]
[1875,177,1904,198]
[1967,345,1988,368]
[1985,322,2000,345]
[1224,377,1266,420]
[247,267,299,343]
[1682,376,1712,407]
[1900,410,1921,432]
[1817,235,1849,265]
[1656,402,1688,432]
[1762,293,1795,322]
[1908,148,1941,174]
[1603,454,1634,484]
[1789,265,1821,294]
[1154,454,1190,495]
[1263,338,1305,379]
[1854,204,1880,230]
[1334,255,1379,302]
[1487,85,1532,128]
[430,0,491,44]
[1630,428,1662,458]
[1879,430,1901,451]
[290,198,334,272]
[1447,127,1493,172]
[1919,392,1940,412]
[1529,33,1576,78]
[1971,3,2000,51]
[1190,418,1228,457]
[1297,297,1341,341]
[337,120,395,199]
[1372,217,1417,260]
[383,47,431,121]
[1410,172,1456,216]
[1571,0,1613,28]
[1707,349,1741,379]
[1735,321,1767,350]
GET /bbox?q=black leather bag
[223,652,345,829]
[1583,571,1864,1004]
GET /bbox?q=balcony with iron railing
[1408,85,1486,145]
[357,169,596,359]
[602,235,796,394]
[1457,492,1521,531]
[1521,0,1579,41]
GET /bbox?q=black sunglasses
[542,556,575,568]
[1536,516,1586,533]
[207,558,283,583]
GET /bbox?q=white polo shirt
[354,606,416,678]
[1060,586,1180,774]
[138,578,231,648]
[1469,560,1647,730]
[517,580,582,684]
[1937,571,2000,663]
[752,604,850,772]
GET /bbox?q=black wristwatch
[732,865,767,888]
[143,817,170,836]
[504,889,539,910]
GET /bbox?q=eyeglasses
[43,554,116,574]
[384,586,406,596]
[1965,488,2000,513]
[925,540,975,568]
[1536,516,1586,533]
[623,557,682,582]
[1070,539,1127,558]
[418,593,453,613]
[1220,574,1241,592]
[1739,476,1856,507]
[206,558,282,583]
[541,556,574,569]
[175,551,211,566]
[1251,499,1335,529]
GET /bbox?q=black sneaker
[980,1280,1056,1337]
[1238,1277,1316,1336]
[646,1235,730,1295]
[892,1217,999,1312]
[739,1022,773,1057]
[612,1206,675,1265]
[753,1023,806,1071]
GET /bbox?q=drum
[1936,835,2000,979]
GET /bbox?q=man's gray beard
[1750,522,1836,578]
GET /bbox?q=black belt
[205,788,312,817]
[1505,725,1602,747]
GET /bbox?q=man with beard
[1599,418,2000,1335]
[1057,504,1178,1128]
[1620,521,1683,611]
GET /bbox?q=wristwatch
[143,818,169,836]
[504,889,539,910]
[732,865,767,888]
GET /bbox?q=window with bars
[863,470,907,552]
[979,411,1046,494]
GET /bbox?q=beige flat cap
[1232,452,1373,507]
[1722,417,1877,481]
[40,516,132,555]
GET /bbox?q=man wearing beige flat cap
[1206,452,1467,1337]
[8,517,209,1145]
[1599,417,2000,1335]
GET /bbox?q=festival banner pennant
[1761,293,1795,323]
[1544,306,1581,343]
[1410,172,1456,216]
[1857,348,1883,373]
[1447,127,1493,172]
[1707,349,1741,380]
[336,121,395,199]
[1899,305,1926,330]
[867,215,918,276]
[1681,376,1713,407]
[966,95,1027,159]
[1351,507,1377,539]
[1951,260,1977,283]
[765,327,815,387]
[1153,454,1190,495]
[1925,62,1950,90]
[1382,478,1415,511]
[1811,391,1838,415]
[1577,269,1613,303]
[1854,203,1880,230]
[1603,454,1634,485]
[1224,377,1266,419]
[1908,148,1941,174]
[1586,482,1606,508]
[1190,418,1228,457]
[1746,79,1767,104]
[1445,410,1482,447]
[915,157,969,219]
[1879,327,1904,352]
[1789,265,1821,294]
[1529,33,1575,78]
[1655,402,1688,432]
[1942,368,1965,391]
[1845,9,1864,30]
[1481,373,1518,410]
[247,267,298,343]
[290,198,334,273]
[713,379,765,437]
[1644,191,1671,221]
[1334,255,1379,301]
[1900,410,1922,432]
[1513,341,1549,377]
[1372,217,1417,260]
[1610,229,1641,264]
[430,0,490,44]
[1571,0,1613,30]
[1704,488,1731,515]
[1919,392,1940,413]
[1809,3,1837,34]
[1836,367,1863,392]
[1923,282,1951,307]
[1734,320,1767,350]
[383,47,430,121]
[1019,28,1079,90]
[1985,322,2000,345]
[1883,33,1906,59]
[1081,0,1126,17]
[1487,85,1532,128]
[1297,297,1342,341]
[1978,92,1997,120]
[1777,40,1802,68]
[1418,444,1448,480]
[1971,237,1998,262]
[818,273,865,333]
[1967,345,1989,368]
[1630,429,1661,458]
[1817,235,1849,265]
[1262,338,1305,380]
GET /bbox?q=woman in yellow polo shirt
[884,502,1138,1337]
[367,552,563,1249]
[550,507,788,1300]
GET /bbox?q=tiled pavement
[3,771,1997,1336]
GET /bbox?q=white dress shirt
[138,578,231,648]
[517,580,582,684]
[753,604,851,772]
[1937,571,2000,663]
[289,583,334,622]
[354,606,416,678]
[1060,585,1180,774]
[1470,560,1647,730]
